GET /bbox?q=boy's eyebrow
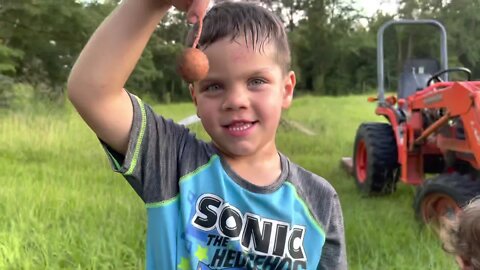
[206,67,275,80]
[240,67,277,79]
[250,67,275,75]
[198,78,221,85]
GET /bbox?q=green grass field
[0,95,457,269]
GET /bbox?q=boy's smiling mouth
[222,120,259,135]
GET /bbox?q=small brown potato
[177,48,209,82]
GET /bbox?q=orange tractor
[343,19,480,227]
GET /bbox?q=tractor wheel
[414,173,480,230]
[353,123,399,194]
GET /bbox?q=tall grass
[1,95,457,269]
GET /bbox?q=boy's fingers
[186,0,209,24]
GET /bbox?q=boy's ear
[189,83,198,106]
[282,71,296,109]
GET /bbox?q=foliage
[0,75,35,109]
[0,44,23,75]
[0,75,15,107]
[1,0,480,101]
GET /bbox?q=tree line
[1,0,480,108]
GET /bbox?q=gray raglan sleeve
[318,192,347,270]
[287,162,347,270]
[100,92,205,204]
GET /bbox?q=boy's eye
[203,84,222,92]
[248,78,267,86]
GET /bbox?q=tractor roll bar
[377,19,448,104]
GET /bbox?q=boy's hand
[170,0,210,23]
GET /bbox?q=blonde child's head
[441,197,480,270]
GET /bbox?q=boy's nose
[221,86,249,110]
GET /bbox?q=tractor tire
[414,173,480,227]
[353,122,399,194]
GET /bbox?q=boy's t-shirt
[102,93,346,270]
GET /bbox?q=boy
[67,0,347,269]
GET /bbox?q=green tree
[0,0,114,100]
[0,44,23,75]
[291,0,368,95]
[441,0,480,78]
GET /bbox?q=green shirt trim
[145,155,219,208]
[125,95,147,176]
[179,155,219,184]
[146,195,179,209]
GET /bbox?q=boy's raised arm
[67,0,208,155]
[67,0,170,155]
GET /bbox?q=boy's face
[190,37,295,158]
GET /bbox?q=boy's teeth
[229,122,252,131]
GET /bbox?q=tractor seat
[398,72,432,98]
[397,58,440,99]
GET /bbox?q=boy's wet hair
[186,1,291,73]
[440,196,480,269]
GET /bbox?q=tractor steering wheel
[426,67,472,86]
